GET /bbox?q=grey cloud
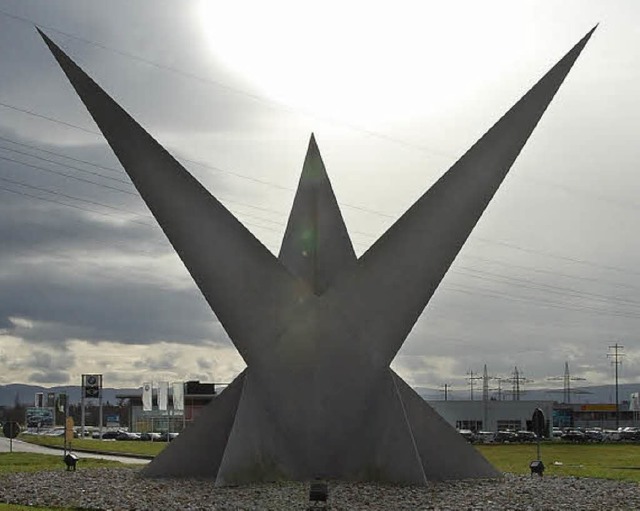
[133,352,179,372]
[197,358,212,370]
[28,370,69,384]
[1,2,260,140]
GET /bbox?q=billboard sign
[106,415,120,427]
[25,407,54,428]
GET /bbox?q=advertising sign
[142,382,152,411]
[106,415,120,428]
[83,374,102,398]
[172,382,184,412]
[25,407,54,428]
[158,381,168,411]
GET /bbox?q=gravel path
[2,468,640,510]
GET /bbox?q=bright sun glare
[196,1,528,126]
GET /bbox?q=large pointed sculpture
[39,27,595,484]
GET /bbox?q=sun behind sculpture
[38,26,595,485]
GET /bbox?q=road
[0,436,149,464]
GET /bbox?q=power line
[0,175,149,224]
[446,283,640,321]
[0,154,134,195]
[0,9,455,161]
[0,134,121,174]
[453,266,640,312]
[4,95,639,281]
[3,157,640,320]
[0,144,132,184]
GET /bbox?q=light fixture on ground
[64,453,79,471]
[308,480,329,509]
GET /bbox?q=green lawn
[477,442,640,482]
[19,434,165,457]
[0,452,126,474]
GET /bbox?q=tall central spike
[279,134,356,294]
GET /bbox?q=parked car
[116,431,140,441]
[584,429,605,442]
[139,432,162,441]
[515,430,537,442]
[494,431,517,443]
[457,429,476,443]
[475,431,496,444]
[157,432,179,442]
[100,430,121,440]
[561,429,586,442]
[619,427,640,441]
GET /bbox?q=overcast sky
[1,0,639,400]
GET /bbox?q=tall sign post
[81,374,102,438]
[3,421,20,453]
[64,416,74,456]
[532,408,546,461]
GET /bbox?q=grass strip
[19,434,165,457]
[0,452,126,474]
[477,442,640,482]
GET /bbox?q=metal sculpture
[39,26,595,485]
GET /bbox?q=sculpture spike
[38,29,308,364]
[279,134,356,294]
[332,27,596,366]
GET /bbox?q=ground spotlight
[64,453,79,471]
[308,480,328,509]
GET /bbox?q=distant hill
[417,383,640,404]
[0,383,139,407]
[3,382,640,408]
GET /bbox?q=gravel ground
[2,468,640,510]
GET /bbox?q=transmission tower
[506,366,533,401]
[547,361,587,404]
[607,343,625,429]
[440,383,452,401]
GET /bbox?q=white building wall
[427,400,554,434]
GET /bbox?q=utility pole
[440,383,451,401]
[608,343,625,429]
[495,377,505,401]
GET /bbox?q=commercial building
[428,399,554,435]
